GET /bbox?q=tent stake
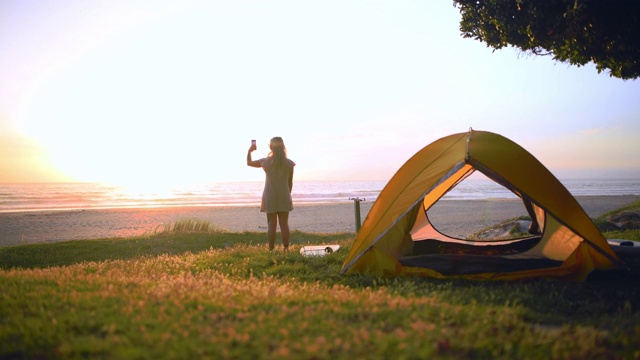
[349,197,365,233]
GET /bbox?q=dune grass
[1,220,639,359]
[600,200,640,218]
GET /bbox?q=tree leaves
[454,0,640,79]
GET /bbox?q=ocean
[1,178,640,213]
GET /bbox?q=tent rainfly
[341,129,621,281]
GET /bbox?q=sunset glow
[2,1,639,187]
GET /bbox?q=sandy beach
[1,195,638,247]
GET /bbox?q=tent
[341,129,621,281]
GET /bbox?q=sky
[2,0,639,189]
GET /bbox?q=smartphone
[251,139,256,146]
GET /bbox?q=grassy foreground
[1,221,639,359]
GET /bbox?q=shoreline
[1,195,638,247]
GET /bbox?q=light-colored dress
[258,157,296,213]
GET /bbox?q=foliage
[159,218,228,234]
[598,200,640,219]
[1,218,640,358]
[602,228,640,242]
[468,218,532,240]
[453,0,640,79]
[0,228,352,270]
[596,200,640,234]
[2,235,640,359]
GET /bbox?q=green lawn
[1,220,639,359]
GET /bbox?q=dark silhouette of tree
[453,0,640,80]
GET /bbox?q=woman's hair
[268,137,288,172]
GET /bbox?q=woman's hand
[247,145,261,167]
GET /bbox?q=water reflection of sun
[111,181,180,205]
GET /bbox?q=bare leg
[266,213,278,251]
[277,212,290,250]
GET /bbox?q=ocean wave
[1,178,639,213]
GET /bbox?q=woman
[247,137,295,250]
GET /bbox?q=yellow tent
[341,129,621,281]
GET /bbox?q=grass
[469,200,640,241]
[600,200,640,218]
[1,219,640,359]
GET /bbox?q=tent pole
[466,127,473,161]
